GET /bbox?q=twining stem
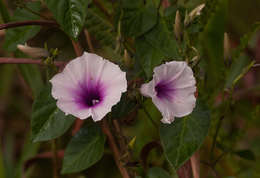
[71,40,84,56]
[190,153,200,178]
[101,119,130,178]
[0,20,57,30]
[210,116,224,160]
[0,57,64,66]
[52,140,59,178]
[84,29,95,53]
[177,159,192,178]
[24,150,64,171]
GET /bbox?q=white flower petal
[50,73,76,100]
[172,87,196,117]
[153,61,186,84]
[152,97,175,124]
[63,54,87,85]
[140,80,156,98]
[173,65,196,89]
[91,104,111,122]
[56,99,91,119]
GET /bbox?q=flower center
[76,81,104,108]
[155,81,175,99]
[83,90,102,107]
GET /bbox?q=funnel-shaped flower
[140,61,196,124]
[50,52,127,121]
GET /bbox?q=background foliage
[0,0,259,178]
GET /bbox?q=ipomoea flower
[140,61,196,124]
[50,52,127,121]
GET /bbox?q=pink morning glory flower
[50,52,127,121]
[140,61,196,124]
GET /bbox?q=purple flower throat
[155,81,175,99]
[75,80,105,108]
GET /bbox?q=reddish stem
[24,150,64,171]
[0,20,58,30]
[71,40,83,56]
[0,57,64,66]
[101,120,130,178]
[177,159,193,178]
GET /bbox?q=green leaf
[225,54,255,89]
[202,0,228,91]
[160,100,210,169]
[3,2,42,52]
[122,1,158,37]
[234,149,256,161]
[31,85,75,142]
[111,93,137,119]
[61,122,105,174]
[146,167,171,178]
[45,0,91,39]
[17,63,44,97]
[136,18,180,78]
[85,8,116,47]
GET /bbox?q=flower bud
[17,44,49,58]
[224,32,231,60]
[174,10,182,40]
[124,49,133,68]
[185,4,205,26]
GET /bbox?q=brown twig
[24,150,64,171]
[140,141,162,172]
[52,140,59,178]
[84,29,95,53]
[0,57,64,66]
[71,119,84,135]
[0,20,58,30]
[101,119,130,178]
[71,40,84,56]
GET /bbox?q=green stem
[210,116,224,160]
[210,92,232,161]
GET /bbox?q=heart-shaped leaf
[160,100,210,169]
[31,85,75,142]
[136,18,180,78]
[61,122,106,174]
[121,0,158,37]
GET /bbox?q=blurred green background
[0,0,260,178]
